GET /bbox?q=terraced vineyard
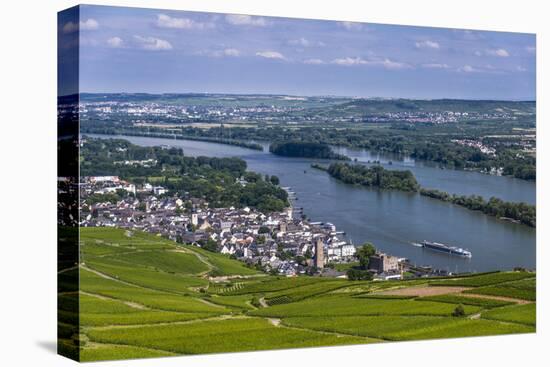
[61,228,536,362]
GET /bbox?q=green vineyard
[60,228,536,361]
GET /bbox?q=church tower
[314,238,324,269]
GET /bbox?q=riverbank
[81,130,264,150]
[419,188,535,228]
[312,163,535,228]
[88,134,536,273]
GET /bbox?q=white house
[153,186,167,195]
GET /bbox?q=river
[89,134,536,273]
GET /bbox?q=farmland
[481,303,536,326]
[64,228,536,362]
[464,277,536,301]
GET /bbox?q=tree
[270,175,280,185]
[258,226,270,234]
[452,304,465,317]
[201,238,218,253]
[357,243,376,270]
[346,268,373,281]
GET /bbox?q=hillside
[58,228,536,361]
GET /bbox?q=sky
[60,5,536,100]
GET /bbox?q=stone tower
[314,238,324,269]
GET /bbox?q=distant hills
[77,93,535,114]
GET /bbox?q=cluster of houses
[82,176,168,196]
[81,176,362,276]
[80,175,411,279]
[451,139,497,156]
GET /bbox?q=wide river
[91,134,536,273]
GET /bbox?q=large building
[314,238,325,269]
[368,252,399,273]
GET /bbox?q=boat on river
[420,240,472,258]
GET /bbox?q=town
[80,93,531,127]
[79,175,420,280]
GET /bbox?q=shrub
[347,268,373,281]
[209,268,224,277]
[452,304,466,317]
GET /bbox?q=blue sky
[64,5,536,99]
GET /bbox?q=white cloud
[474,50,483,56]
[415,40,440,49]
[225,14,268,26]
[339,21,363,31]
[156,14,214,30]
[288,38,325,48]
[516,66,527,72]
[526,46,536,54]
[486,48,510,57]
[197,48,241,57]
[303,58,325,65]
[81,19,99,31]
[107,37,124,48]
[134,36,173,51]
[421,63,450,69]
[331,57,410,70]
[380,59,411,70]
[289,38,310,47]
[458,65,481,73]
[454,29,484,40]
[63,18,99,33]
[223,48,240,57]
[256,51,285,60]
[332,57,367,66]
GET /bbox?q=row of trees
[269,141,350,160]
[81,138,288,212]
[420,188,536,227]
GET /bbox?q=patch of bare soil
[377,286,472,297]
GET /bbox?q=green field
[430,271,535,287]
[181,245,260,276]
[415,294,514,308]
[464,276,536,301]
[282,315,534,341]
[265,280,354,305]
[112,250,209,275]
[80,343,175,361]
[78,294,216,326]
[86,318,369,355]
[250,294,482,318]
[63,228,536,362]
[206,294,256,310]
[481,303,536,326]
